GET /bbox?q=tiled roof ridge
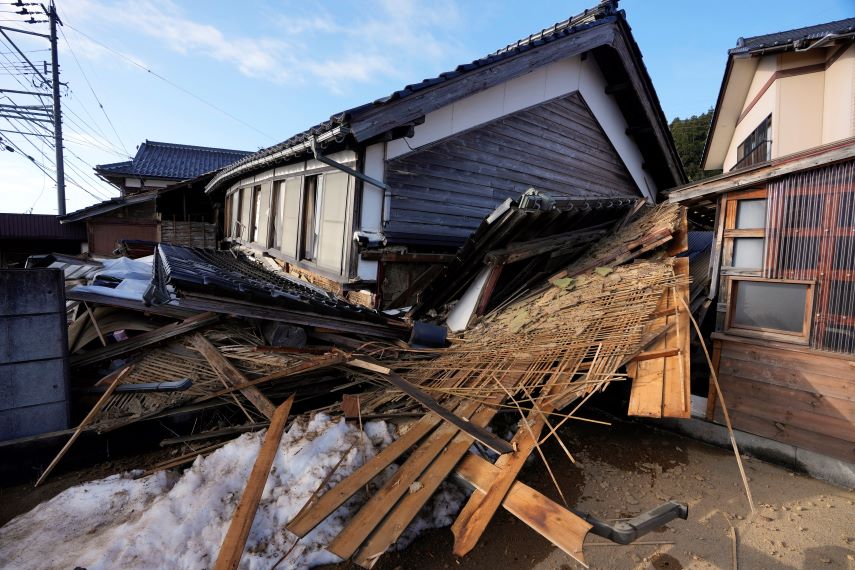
[141,140,252,155]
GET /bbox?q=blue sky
[1,0,852,214]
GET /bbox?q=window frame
[734,114,772,170]
[722,188,767,273]
[724,276,815,344]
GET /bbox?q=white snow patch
[0,413,467,569]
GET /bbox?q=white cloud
[59,0,467,94]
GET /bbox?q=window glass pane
[732,281,808,333]
[732,238,764,268]
[736,199,766,228]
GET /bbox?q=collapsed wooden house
[669,17,855,466]
[31,202,695,568]
[206,0,685,308]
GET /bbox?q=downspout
[310,136,391,194]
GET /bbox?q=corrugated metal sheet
[765,159,855,353]
[0,214,86,240]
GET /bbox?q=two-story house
[669,18,855,466]
[206,0,686,305]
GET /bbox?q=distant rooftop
[731,17,855,55]
[96,140,252,181]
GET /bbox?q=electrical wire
[56,20,129,155]
[65,23,277,142]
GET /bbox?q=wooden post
[35,366,131,487]
[192,334,277,420]
[214,395,294,570]
[83,302,107,347]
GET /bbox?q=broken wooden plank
[349,359,513,455]
[35,366,131,487]
[662,258,691,418]
[326,401,482,560]
[351,403,501,567]
[286,411,442,538]
[630,348,681,362]
[214,395,294,570]
[454,453,590,567]
[450,409,548,557]
[191,334,276,420]
[71,312,220,368]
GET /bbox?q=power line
[65,23,277,142]
[56,19,128,156]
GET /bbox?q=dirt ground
[325,414,855,570]
[2,413,853,570]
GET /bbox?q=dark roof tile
[96,140,252,180]
[731,17,855,54]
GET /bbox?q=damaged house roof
[206,0,685,195]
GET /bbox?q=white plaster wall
[723,83,777,171]
[822,44,855,144]
[356,143,384,281]
[578,56,657,201]
[777,72,825,157]
[384,54,656,200]
[226,150,357,198]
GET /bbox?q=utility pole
[45,0,65,215]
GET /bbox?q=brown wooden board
[285,412,442,538]
[191,334,276,420]
[326,401,483,560]
[214,396,293,570]
[454,453,591,567]
[351,403,501,568]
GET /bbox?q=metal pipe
[310,136,391,192]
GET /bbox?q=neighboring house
[0,213,86,267]
[95,140,251,195]
[63,141,252,256]
[669,18,855,465]
[206,0,685,305]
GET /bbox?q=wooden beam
[327,401,482,560]
[451,409,548,557]
[359,251,456,263]
[71,312,220,368]
[214,395,294,570]
[349,359,514,454]
[191,334,277,420]
[630,348,680,362]
[454,453,590,567]
[351,403,501,567]
[35,366,131,487]
[286,412,442,538]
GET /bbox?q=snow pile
[0,414,467,570]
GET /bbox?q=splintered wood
[288,204,688,568]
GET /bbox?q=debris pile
[8,200,696,569]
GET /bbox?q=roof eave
[205,125,351,194]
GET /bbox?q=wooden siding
[384,92,637,244]
[712,334,855,463]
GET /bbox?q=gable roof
[0,213,86,240]
[206,0,685,195]
[96,140,252,181]
[702,17,855,170]
[732,17,855,55]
